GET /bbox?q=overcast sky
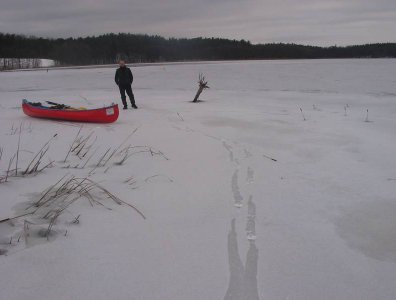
[1,0,395,46]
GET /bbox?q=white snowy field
[0,59,396,300]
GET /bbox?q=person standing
[115,60,138,109]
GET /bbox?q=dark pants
[119,84,135,107]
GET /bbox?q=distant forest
[1,32,396,69]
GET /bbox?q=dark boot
[130,95,137,109]
[121,97,127,110]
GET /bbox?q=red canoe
[22,100,119,123]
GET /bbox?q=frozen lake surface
[0,59,396,300]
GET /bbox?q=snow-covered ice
[0,59,396,300]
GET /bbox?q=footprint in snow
[232,170,243,208]
[247,167,254,184]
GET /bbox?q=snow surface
[0,59,396,300]
[39,59,55,68]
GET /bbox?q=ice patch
[336,200,396,262]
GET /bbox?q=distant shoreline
[3,57,396,73]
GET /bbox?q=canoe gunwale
[22,99,117,112]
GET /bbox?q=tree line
[1,32,396,68]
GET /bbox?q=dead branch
[193,73,209,103]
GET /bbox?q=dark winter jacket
[115,66,133,86]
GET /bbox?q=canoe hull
[22,100,119,123]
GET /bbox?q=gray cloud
[0,0,395,45]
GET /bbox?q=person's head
[119,60,126,67]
